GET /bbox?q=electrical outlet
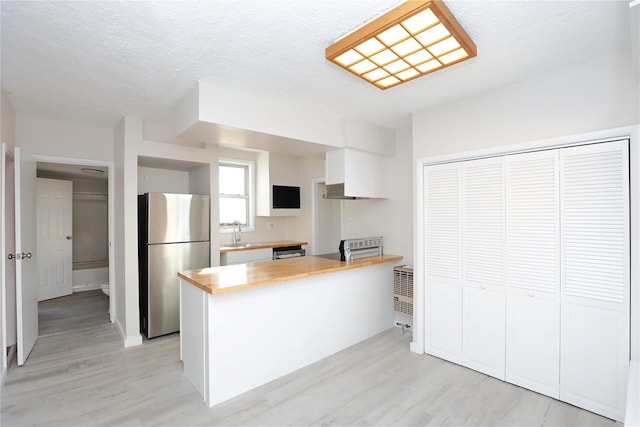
[141,173,148,182]
[267,223,274,230]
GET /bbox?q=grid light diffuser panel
[326,0,477,89]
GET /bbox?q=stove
[317,237,384,261]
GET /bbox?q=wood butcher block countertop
[178,254,403,295]
[219,240,307,253]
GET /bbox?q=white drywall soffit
[176,83,396,157]
[1,1,632,130]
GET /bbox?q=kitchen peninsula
[178,254,402,407]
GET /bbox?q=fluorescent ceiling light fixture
[326,0,476,90]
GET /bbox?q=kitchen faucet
[232,221,242,244]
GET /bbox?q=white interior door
[424,162,462,363]
[560,140,629,421]
[1,143,6,372]
[461,156,506,380]
[36,178,73,301]
[505,150,560,398]
[15,147,38,366]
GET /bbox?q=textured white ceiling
[0,0,633,131]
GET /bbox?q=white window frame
[219,159,255,232]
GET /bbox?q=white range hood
[325,148,389,199]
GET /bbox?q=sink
[223,243,264,248]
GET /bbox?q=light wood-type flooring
[1,321,616,426]
[38,289,110,336]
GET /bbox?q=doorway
[35,161,111,336]
[311,178,342,255]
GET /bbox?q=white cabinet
[256,151,300,217]
[220,248,272,266]
[325,148,388,199]
[461,157,505,380]
[424,162,462,363]
[422,139,630,422]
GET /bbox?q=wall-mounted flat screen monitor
[273,185,300,209]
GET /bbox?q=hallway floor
[38,289,109,336]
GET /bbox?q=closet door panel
[462,286,505,378]
[560,140,629,422]
[424,163,462,363]
[506,291,558,396]
[562,299,627,419]
[427,281,462,362]
[505,150,560,398]
[462,157,505,380]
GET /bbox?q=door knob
[7,253,15,260]
[66,236,72,240]
[16,252,32,260]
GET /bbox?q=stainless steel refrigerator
[138,192,210,338]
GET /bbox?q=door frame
[1,144,15,381]
[32,155,115,322]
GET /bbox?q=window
[219,160,253,229]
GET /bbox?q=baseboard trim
[72,284,102,292]
[115,319,143,348]
[124,334,143,348]
[2,345,16,387]
[410,341,424,354]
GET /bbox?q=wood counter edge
[178,254,403,295]
[219,240,308,253]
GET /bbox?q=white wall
[413,53,639,158]
[113,118,131,344]
[138,167,190,194]
[283,156,326,249]
[15,115,113,161]
[2,92,15,147]
[343,125,414,265]
[188,81,343,149]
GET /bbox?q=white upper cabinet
[324,119,395,200]
[325,148,389,199]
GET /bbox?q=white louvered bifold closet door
[424,162,462,363]
[560,140,629,421]
[505,150,560,398]
[462,156,506,380]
